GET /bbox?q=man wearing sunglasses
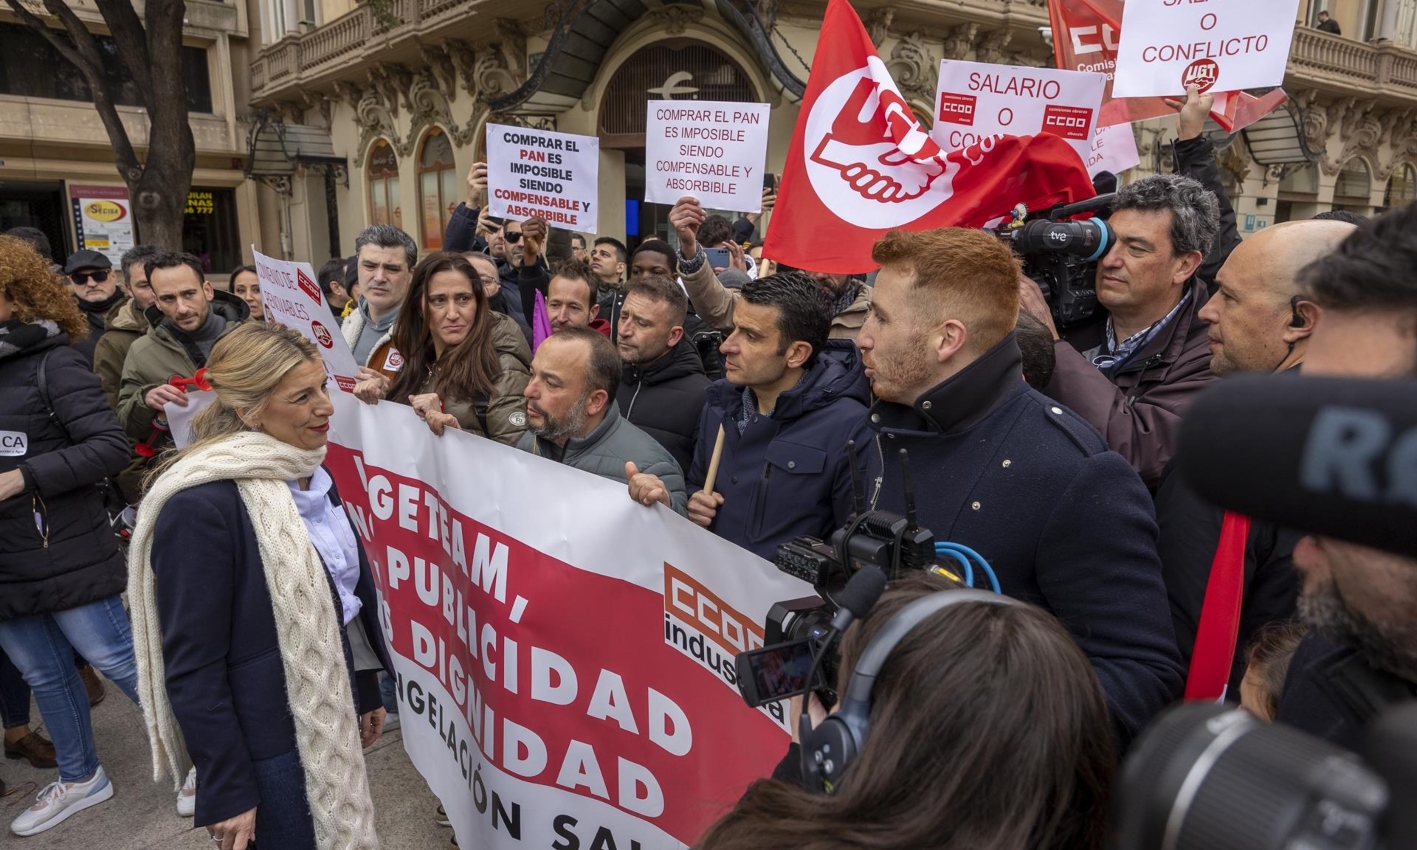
[63,249,123,368]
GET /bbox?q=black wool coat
[618,337,712,474]
[869,334,1185,748]
[0,323,129,621]
[151,478,392,828]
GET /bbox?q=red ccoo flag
[764,0,1097,274]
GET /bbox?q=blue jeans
[252,750,317,850]
[0,596,140,781]
[0,646,31,729]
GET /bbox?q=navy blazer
[151,475,391,827]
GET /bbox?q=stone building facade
[246,0,1417,261]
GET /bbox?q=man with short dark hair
[860,227,1183,746]
[590,236,629,339]
[1271,205,1417,746]
[1023,89,1239,489]
[63,249,123,368]
[117,251,249,447]
[316,257,352,321]
[93,245,161,409]
[519,328,687,515]
[570,234,588,263]
[545,260,608,336]
[1158,219,1356,696]
[463,251,532,344]
[631,272,873,560]
[615,275,711,472]
[1316,10,1342,34]
[341,224,416,368]
[669,196,870,341]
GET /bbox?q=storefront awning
[245,112,347,182]
[1242,100,1316,166]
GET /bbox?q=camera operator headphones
[799,588,1024,794]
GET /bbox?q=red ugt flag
[764,0,1096,274]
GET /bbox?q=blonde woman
[129,322,389,850]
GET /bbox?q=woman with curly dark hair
[0,235,152,835]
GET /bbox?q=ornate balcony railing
[249,4,1417,106]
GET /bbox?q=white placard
[165,390,216,449]
[486,123,599,233]
[253,248,360,393]
[1112,0,1301,98]
[1086,122,1142,177]
[644,100,771,210]
[932,60,1108,173]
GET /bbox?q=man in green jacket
[117,252,249,449]
[94,245,162,410]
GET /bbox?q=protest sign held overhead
[1048,0,1290,133]
[932,60,1107,174]
[487,123,600,233]
[1111,0,1301,99]
[322,392,806,850]
[1086,122,1141,177]
[765,0,1095,274]
[255,248,359,392]
[645,100,771,210]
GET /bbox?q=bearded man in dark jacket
[615,276,710,473]
[860,227,1183,748]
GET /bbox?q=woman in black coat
[0,235,144,837]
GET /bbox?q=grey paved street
[1,685,450,849]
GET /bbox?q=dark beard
[1299,577,1417,683]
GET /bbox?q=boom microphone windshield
[1177,375,1417,558]
[830,566,889,633]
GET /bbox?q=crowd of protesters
[0,83,1415,850]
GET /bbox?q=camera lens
[1108,703,1388,850]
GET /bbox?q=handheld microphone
[1177,375,1417,558]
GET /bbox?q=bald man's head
[1200,220,1356,374]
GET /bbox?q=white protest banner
[254,248,359,392]
[487,124,599,233]
[932,60,1108,175]
[324,391,806,849]
[644,101,771,211]
[1111,0,1301,98]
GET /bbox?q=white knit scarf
[128,431,379,850]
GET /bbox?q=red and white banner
[1113,0,1300,99]
[764,0,1096,274]
[1048,0,1288,134]
[323,392,807,849]
[931,60,1108,175]
[254,249,358,392]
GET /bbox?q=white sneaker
[176,766,197,817]
[10,766,114,836]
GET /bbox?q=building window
[417,128,459,250]
[0,23,212,113]
[181,187,241,274]
[1383,163,1416,209]
[600,42,756,141]
[1333,158,1373,207]
[367,139,402,229]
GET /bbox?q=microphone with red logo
[1177,374,1417,558]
